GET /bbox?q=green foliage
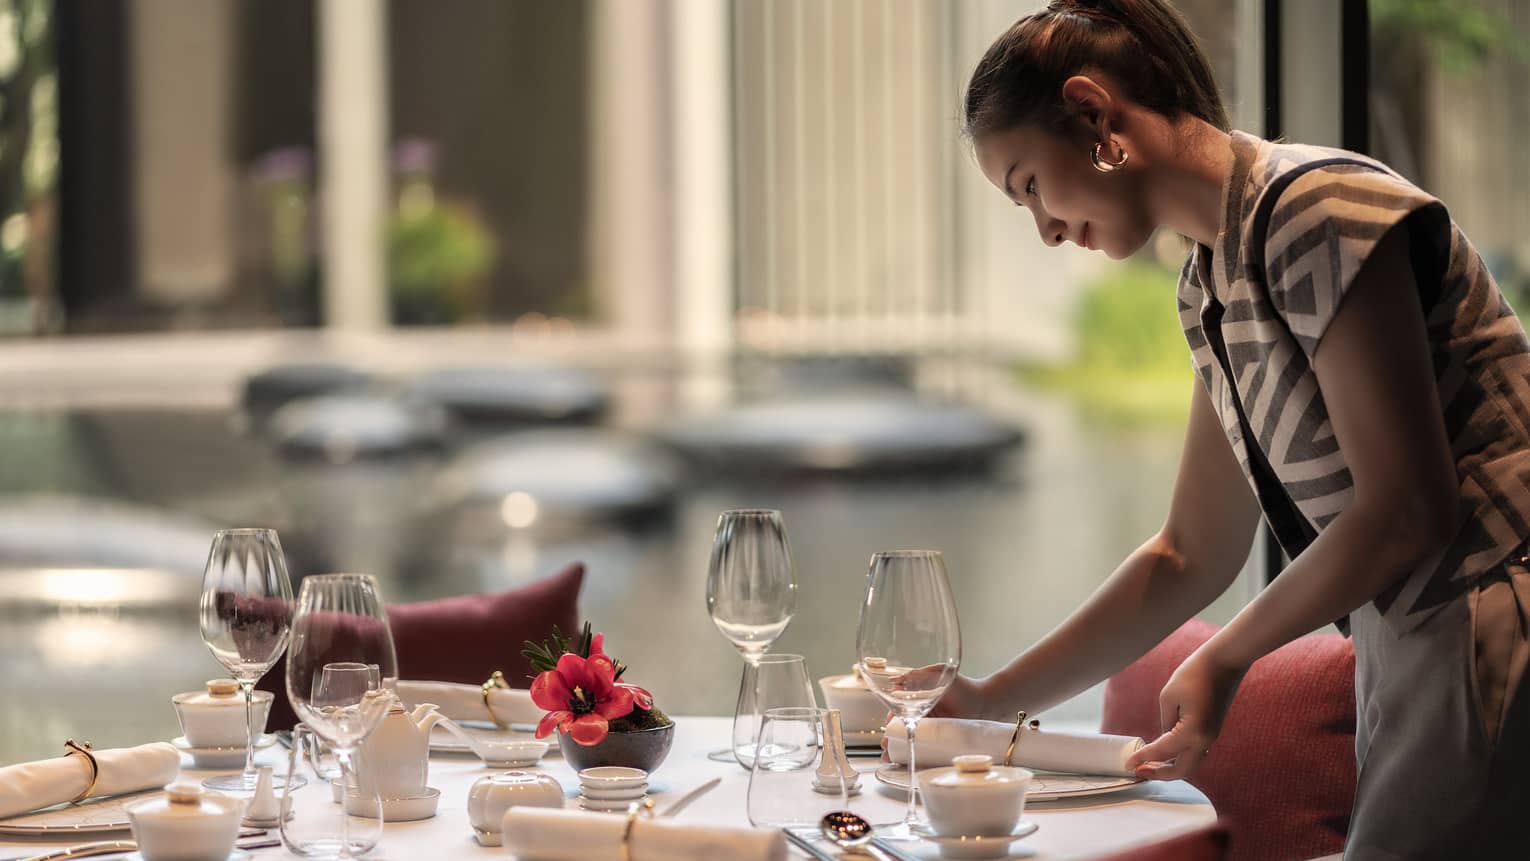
[1371,0,1530,72]
[387,196,497,322]
[521,621,628,682]
[1018,261,1192,426]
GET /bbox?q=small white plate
[172,735,278,770]
[428,722,537,755]
[913,821,1039,860]
[579,795,648,812]
[876,764,1142,801]
[579,785,649,801]
[344,787,440,821]
[577,766,648,790]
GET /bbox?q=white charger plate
[173,734,278,770]
[875,764,1142,801]
[912,821,1039,860]
[0,788,160,835]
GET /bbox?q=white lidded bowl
[818,673,888,734]
[469,771,565,847]
[917,754,1032,839]
[127,782,246,861]
[171,679,273,748]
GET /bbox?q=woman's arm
[1130,224,1459,778]
[934,372,1263,720]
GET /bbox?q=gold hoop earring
[1091,140,1128,172]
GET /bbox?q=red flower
[531,652,639,745]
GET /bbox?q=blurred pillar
[672,0,734,407]
[588,0,675,352]
[132,0,235,307]
[318,0,389,332]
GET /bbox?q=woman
[934,1,1530,857]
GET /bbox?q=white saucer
[578,767,648,791]
[172,735,277,770]
[578,795,649,811]
[914,821,1040,860]
[343,787,441,821]
[580,786,649,801]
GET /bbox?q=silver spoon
[819,810,910,861]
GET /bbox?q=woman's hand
[927,673,991,719]
[1125,648,1245,780]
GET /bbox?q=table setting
[0,516,1214,861]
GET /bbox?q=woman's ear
[1061,75,1115,142]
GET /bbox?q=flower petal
[587,654,618,696]
[530,669,572,712]
[620,683,654,710]
[535,710,571,739]
[596,685,635,720]
[569,713,609,746]
[590,632,606,658]
[555,653,594,693]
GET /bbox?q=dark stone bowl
[557,723,675,774]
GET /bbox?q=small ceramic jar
[817,672,888,734]
[468,771,565,846]
[172,679,273,748]
[918,754,1032,837]
[126,782,246,861]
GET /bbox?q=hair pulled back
[963,0,1229,140]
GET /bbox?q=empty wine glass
[286,574,398,859]
[706,509,798,766]
[855,550,961,841]
[198,527,299,792]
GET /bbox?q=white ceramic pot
[917,754,1032,838]
[469,771,565,847]
[817,674,887,734]
[171,679,273,748]
[127,782,246,861]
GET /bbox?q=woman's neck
[1138,118,1234,248]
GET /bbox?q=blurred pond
[0,369,1256,764]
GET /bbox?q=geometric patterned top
[1178,130,1530,635]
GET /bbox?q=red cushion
[1084,825,1230,861]
[260,561,584,730]
[1102,620,1355,861]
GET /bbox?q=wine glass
[705,509,798,766]
[855,550,961,841]
[198,527,298,791]
[286,574,398,859]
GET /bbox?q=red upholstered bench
[1101,619,1355,861]
[259,561,584,730]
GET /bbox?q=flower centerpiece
[523,623,675,772]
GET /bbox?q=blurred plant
[1017,261,1192,426]
[1371,0,1530,73]
[0,0,57,333]
[387,137,497,325]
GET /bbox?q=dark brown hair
[963,0,1229,139]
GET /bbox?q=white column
[318,0,390,331]
[671,0,733,405]
[588,0,674,350]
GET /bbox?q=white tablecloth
[0,716,1214,860]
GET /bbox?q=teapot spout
[410,702,446,732]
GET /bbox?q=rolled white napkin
[502,807,786,861]
[885,718,1143,778]
[395,679,540,726]
[0,743,180,820]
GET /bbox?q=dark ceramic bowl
[558,723,675,773]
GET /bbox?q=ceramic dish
[0,789,163,836]
[427,722,538,755]
[172,735,278,771]
[120,852,251,861]
[343,787,440,822]
[578,785,648,801]
[912,821,1040,860]
[578,796,648,812]
[874,764,1141,801]
[576,767,648,791]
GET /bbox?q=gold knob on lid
[206,679,239,697]
[954,754,993,773]
[166,782,204,804]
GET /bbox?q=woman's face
[973,123,1154,260]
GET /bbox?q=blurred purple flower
[252,147,314,185]
[393,137,437,176]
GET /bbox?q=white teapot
[353,701,446,800]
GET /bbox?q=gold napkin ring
[64,739,99,804]
[621,797,656,861]
[1002,712,1041,767]
[481,671,511,729]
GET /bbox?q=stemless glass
[855,550,961,841]
[743,654,817,760]
[746,707,848,830]
[198,527,298,791]
[285,574,398,859]
[280,723,381,858]
[705,509,797,767]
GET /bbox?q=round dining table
[0,716,1214,861]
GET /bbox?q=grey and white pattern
[1179,130,1530,635]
